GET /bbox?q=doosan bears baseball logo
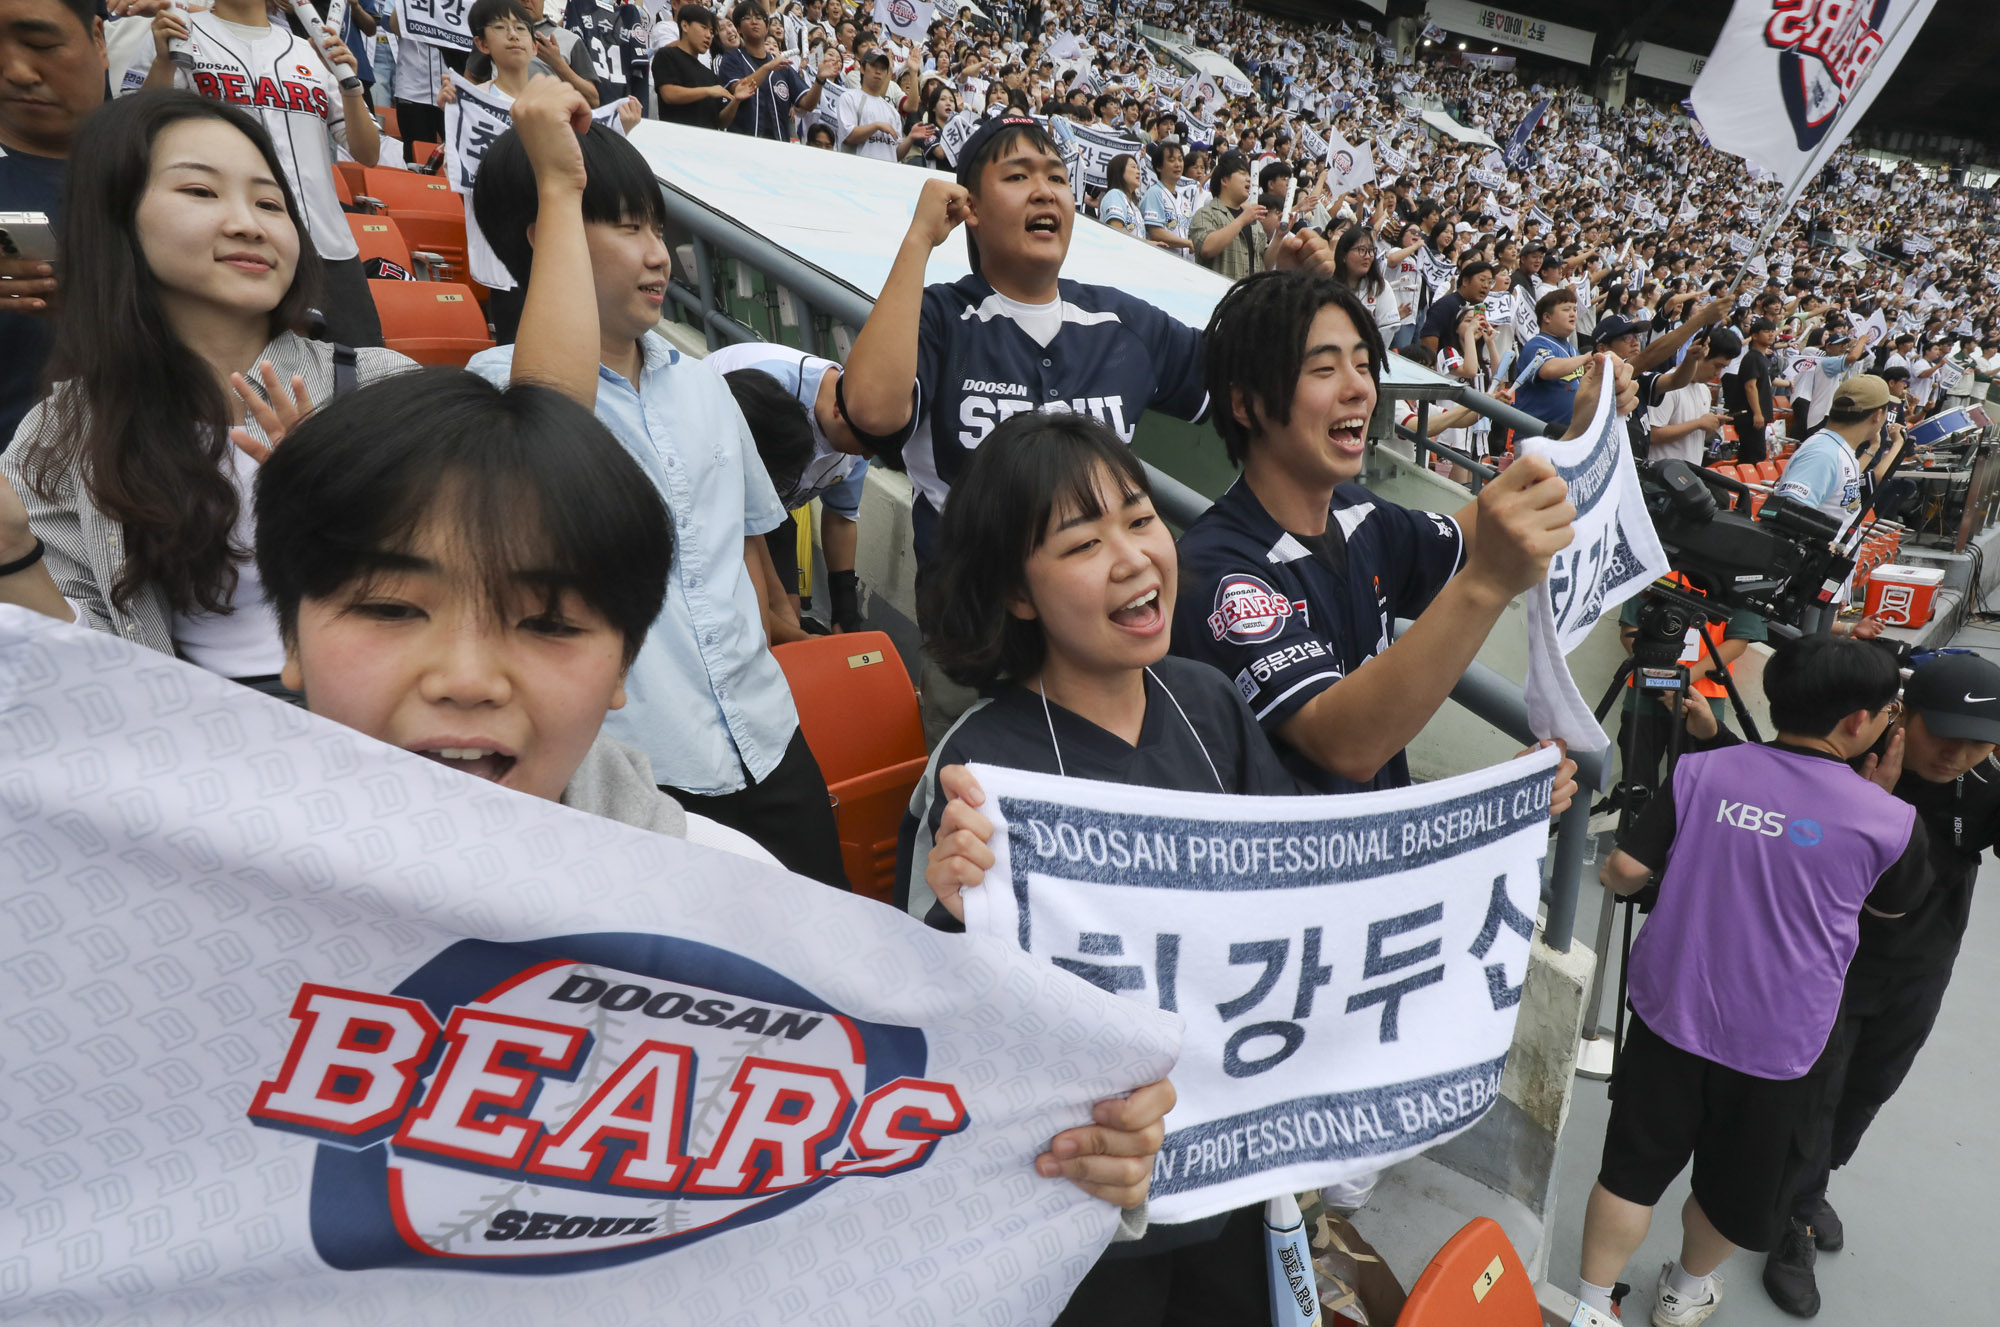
[885,0,917,27]
[1208,573,1296,643]
[247,934,967,1274]
[1762,0,1892,152]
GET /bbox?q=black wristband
[0,536,44,579]
[829,568,863,632]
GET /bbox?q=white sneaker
[1651,1262,1724,1327]
[1319,1171,1380,1214]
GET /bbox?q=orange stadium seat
[332,168,356,210]
[380,106,400,141]
[1395,1218,1540,1327]
[347,214,415,274]
[1757,460,1781,484]
[356,170,472,282]
[335,159,368,201]
[370,282,494,367]
[772,632,927,901]
[357,167,459,215]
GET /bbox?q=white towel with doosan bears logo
[0,606,1180,1327]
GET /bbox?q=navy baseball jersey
[895,274,1208,566]
[1172,480,1465,795]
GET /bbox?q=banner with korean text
[444,82,630,195]
[0,609,1180,1327]
[961,749,1559,1225]
[1050,118,1147,202]
[400,0,474,51]
[1519,356,1669,750]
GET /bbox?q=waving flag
[1324,124,1376,198]
[871,0,932,42]
[1501,96,1549,171]
[1295,119,1329,163]
[1689,0,1940,205]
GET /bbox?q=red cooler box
[1864,564,1946,627]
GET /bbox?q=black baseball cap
[1905,653,2000,744]
[1593,314,1649,345]
[952,112,1047,188]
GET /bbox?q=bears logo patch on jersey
[247,933,965,1274]
[1207,573,1295,643]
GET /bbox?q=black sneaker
[1796,1194,1844,1252]
[1762,1218,1821,1318]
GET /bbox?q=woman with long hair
[1384,218,1426,351]
[910,77,957,169]
[0,90,413,692]
[1097,152,1142,235]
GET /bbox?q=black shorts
[1597,1012,1832,1252]
[1054,1205,1269,1327]
[393,98,446,149]
[763,511,800,596]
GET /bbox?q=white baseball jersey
[701,341,860,509]
[123,14,360,261]
[393,22,445,107]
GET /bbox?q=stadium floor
[1546,612,2000,1323]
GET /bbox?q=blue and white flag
[1500,96,1548,170]
[871,0,933,42]
[962,751,1559,1224]
[1689,0,1939,205]
[1323,125,1376,199]
[1521,359,1668,749]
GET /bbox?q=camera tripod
[1574,581,1763,1083]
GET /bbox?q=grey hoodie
[561,733,690,836]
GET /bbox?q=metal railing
[651,178,1605,951]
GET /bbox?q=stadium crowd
[1,0,1997,1322]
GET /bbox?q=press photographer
[1668,652,2000,1318]
[1577,634,1930,1324]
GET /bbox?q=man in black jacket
[1764,652,2000,1316]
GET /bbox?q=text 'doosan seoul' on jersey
[894,274,1209,567]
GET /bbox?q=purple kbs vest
[1628,743,1916,1080]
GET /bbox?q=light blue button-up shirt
[469,333,797,794]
